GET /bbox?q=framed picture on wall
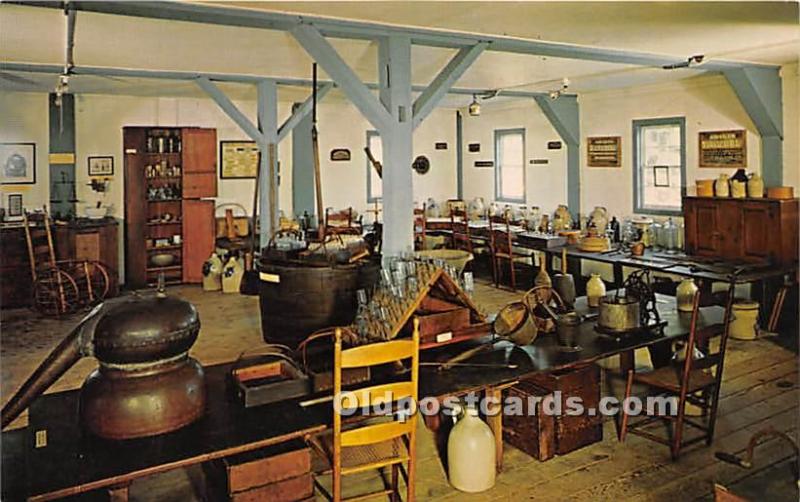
[88,156,114,176]
[6,193,23,221]
[220,140,260,179]
[0,142,36,184]
[587,136,621,167]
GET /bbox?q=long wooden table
[1,296,723,501]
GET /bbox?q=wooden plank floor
[1,281,796,501]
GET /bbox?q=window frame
[366,130,381,203]
[632,116,686,216]
[494,127,526,204]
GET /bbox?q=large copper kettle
[1,288,206,440]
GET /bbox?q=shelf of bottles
[145,128,183,281]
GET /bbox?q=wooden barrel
[258,258,380,348]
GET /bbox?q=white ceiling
[0,1,797,104]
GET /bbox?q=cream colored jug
[202,252,223,292]
[447,406,495,492]
[676,278,699,312]
[586,274,606,308]
[747,173,764,198]
[221,256,244,294]
[714,174,730,197]
[731,179,746,198]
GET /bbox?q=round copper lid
[93,295,200,364]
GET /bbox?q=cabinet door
[182,128,217,198]
[685,199,722,256]
[182,199,215,283]
[124,151,148,288]
[741,202,776,262]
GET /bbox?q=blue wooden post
[534,95,581,215]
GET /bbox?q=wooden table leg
[619,349,634,376]
[108,484,130,502]
[486,387,504,472]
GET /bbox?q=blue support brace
[534,95,581,214]
[724,67,783,186]
[277,83,332,143]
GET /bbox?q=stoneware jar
[730,300,760,340]
[447,406,496,492]
[747,173,764,198]
[468,197,486,220]
[731,179,747,199]
[714,174,730,197]
[586,274,607,308]
[676,278,699,312]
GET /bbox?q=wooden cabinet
[123,127,217,288]
[683,196,798,266]
[182,199,215,284]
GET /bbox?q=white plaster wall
[461,101,568,212]
[781,62,799,191]
[0,92,50,211]
[579,74,763,218]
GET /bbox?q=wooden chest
[502,381,556,461]
[683,196,798,266]
[205,440,313,501]
[525,365,603,455]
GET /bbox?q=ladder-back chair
[413,204,427,251]
[449,208,473,254]
[488,213,527,290]
[310,321,420,501]
[619,282,736,460]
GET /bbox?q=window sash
[495,129,526,203]
[633,118,685,215]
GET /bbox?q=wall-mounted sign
[587,136,621,167]
[468,143,480,153]
[330,148,351,162]
[699,129,746,168]
[530,159,549,165]
[435,142,448,150]
[547,141,563,150]
[474,160,494,168]
[220,140,259,179]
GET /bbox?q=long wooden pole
[311,63,325,240]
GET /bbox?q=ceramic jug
[488,202,501,218]
[676,278,699,312]
[747,173,764,198]
[425,198,440,218]
[447,406,495,492]
[588,206,609,235]
[221,256,244,294]
[553,205,572,231]
[202,252,223,292]
[586,274,606,308]
[468,197,486,220]
[731,179,746,198]
[714,174,730,197]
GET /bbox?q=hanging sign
[699,130,746,168]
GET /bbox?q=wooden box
[205,440,313,501]
[525,365,603,455]
[416,307,470,344]
[310,366,371,393]
[230,359,310,408]
[502,381,556,461]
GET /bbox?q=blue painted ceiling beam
[412,42,488,130]
[277,83,332,143]
[291,24,393,131]
[533,94,580,146]
[17,1,777,72]
[195,76,264,146]
[0,61,570,99]
[723,67,783,138]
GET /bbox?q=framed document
[587,136,621,167]
[88,156,114,176]
[699,130,746,168]
[220,141,260,179]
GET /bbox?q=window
[633,117,686,215]
[366,130,382,202]
[494,128,525,203]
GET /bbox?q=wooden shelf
[147,198,182,203]
[147,245,182,252]
[146,177,182,182]
[147,221,182,226]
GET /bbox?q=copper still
[1,289,206,440]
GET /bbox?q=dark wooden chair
[449,208,473,254]
[325,207,362,236]
[618,282,736,460]
[488,214,528,290]
[414,204,427,251]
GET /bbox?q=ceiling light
[662,54,705,70]
[468,94,481,116]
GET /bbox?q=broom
[239,144,263,295]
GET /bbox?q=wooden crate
[502,381,556,461]
[205,440,312,501]
[230,358,311,408]
[524,365,603,455]
[415,307,471,345]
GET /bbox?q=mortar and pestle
[552,248,576,309]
